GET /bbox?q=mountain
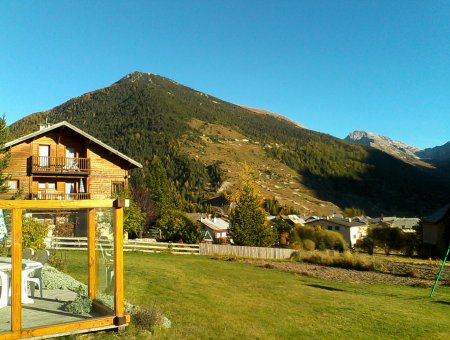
[9,72,450,216]
[416,142,450,162]
[344,130,427,166]
[416,142,450,181]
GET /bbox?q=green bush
[156,210,202,243]
[302,239,316,251]
[62,286,92,315]
[293,225,348,251]
[22,217,48,251]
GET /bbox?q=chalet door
[65,182,75,200]
[66,147,75,169]
[39,145,50,167]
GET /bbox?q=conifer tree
[0,116,10,193]
[145,156,179,213]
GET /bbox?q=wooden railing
[47,238,294,259]
[30,156,90,174]
[30,192,91,200]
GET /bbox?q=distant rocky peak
[345,130,421,163]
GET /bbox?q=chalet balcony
[30,192,91,200]
[30,156,90,175]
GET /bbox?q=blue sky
[1,1,448,149]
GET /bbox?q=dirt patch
[245,259,450,287]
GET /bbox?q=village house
[305,216,368,248]
[1,121,142,201]
[188,213,230,243]
[422,204,450,255]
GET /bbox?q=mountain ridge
[9,72,450,216]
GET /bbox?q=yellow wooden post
[113,199,125,325]
[87,208,97,300]
[11,208,23,333]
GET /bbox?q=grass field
[63,251,450,339]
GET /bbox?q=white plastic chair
[0,270,8,308]
[22,247,35,260]
[27,249,49,298]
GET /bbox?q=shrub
[22,217,48,251]
[294,225,348,251]
[47,249,67,271]
[156,210,202,243]
[290,251,301,261]
[302,239,316,251]
[62,285,92,315]
[297,250,380,272]
[132,305,165,331]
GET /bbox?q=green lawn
[63,251,450,339]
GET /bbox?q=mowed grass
[63,251,450,339]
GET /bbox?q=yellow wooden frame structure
[0,199,129,339]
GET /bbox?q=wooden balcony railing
[30,192,91,200]
[30,156,90,174]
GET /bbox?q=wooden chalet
[1,121,142,201]
[0,123,142,338]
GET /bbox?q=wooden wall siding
[88,144,128,199]
[0,142,31,199]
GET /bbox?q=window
[112,182,124,195]
[221,232,227,238]
[334,226,340,231]
[7,180,19,190]
[38,181,56,190]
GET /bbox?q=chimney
[348,218,352,222]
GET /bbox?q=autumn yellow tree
[228,164,276,247]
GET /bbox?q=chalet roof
[390,218,420,230]
[199,217,229,231]
[282,215,306,225]
[306,217,367,228]
[424,204,450,224]
[5,121,142,169]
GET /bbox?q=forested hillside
[10,72,449,215]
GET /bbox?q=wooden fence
[199,243,295,260]
[47,237,295,259]
[48,237,200,255]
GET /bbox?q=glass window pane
[95,208,115,315]
[22,209,92,330]
[0,209,12,334]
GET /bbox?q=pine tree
[0,116,10,193]
[145,156,179,213]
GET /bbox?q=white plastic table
[0,257,43,307]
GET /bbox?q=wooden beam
[0,199,114,209]
[113,203,124,317]
[87,208,97,300]
[18,316,123,338]
[11,208,22,333]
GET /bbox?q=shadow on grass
[434,300,450,306]
[305,284,344,292]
